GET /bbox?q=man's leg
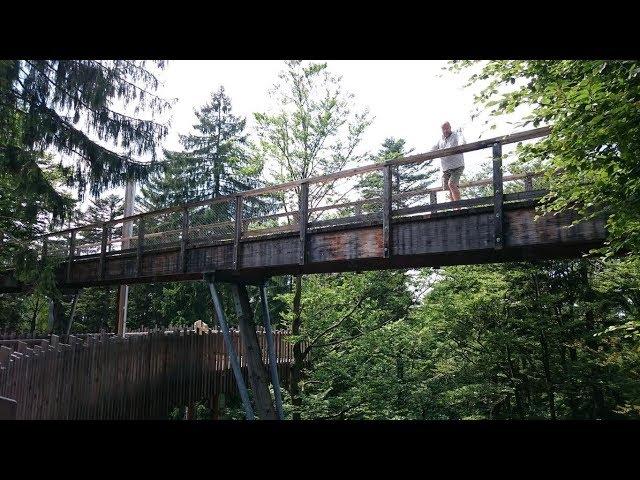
[448,180,461,202]
[448,167,464,203]
[442,170,452,201]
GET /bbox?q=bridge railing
[31,126,551,275]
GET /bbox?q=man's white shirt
[432,130,466,172]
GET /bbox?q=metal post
[382,164,392,258]
[117,179,135,336]
[299,182,309,266]
[233,195,243,270]
[66,230,76,284]
[204,273,254,420]
[260,280,284,420]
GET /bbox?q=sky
[156,60,513,170]
[79,60,534,210]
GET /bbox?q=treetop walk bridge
[0,125,608,420]
[0,125,607,294]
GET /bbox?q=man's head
[441,121,452,138]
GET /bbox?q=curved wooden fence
[0,328,294,420]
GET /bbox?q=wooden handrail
[35,126,550,240]
[51,172,546,254]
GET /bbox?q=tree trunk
[505,344,525,419]
[290,274,304,420]
[539,329,557,419]
[49,297,65,334]
[231,283,277,420]
[30,297,40,334]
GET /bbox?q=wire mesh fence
[143,210,183,250]
[187,199,235,245]
[242,187,299,238]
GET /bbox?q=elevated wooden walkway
[0,126,607,291]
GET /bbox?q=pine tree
[139,86,260,210]
[358,137,438,209]
[0,59,172,229]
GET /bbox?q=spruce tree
[139,86,260,210]
[358,137,438,209]
[0,59,172,231]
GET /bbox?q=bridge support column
[204,273,255,420]
[230,283,278,420]
[260,280,284,420]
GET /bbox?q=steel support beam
[260,280,284,420]
[204,272,254,420]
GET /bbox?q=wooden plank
[524,173,533,192]
[492,142,504,250]
[395,196,494,217]
[233,196,243,270]
[382,165,392,259]
[299,182,309,265]
[0,395,17,420]
[503,190,546,202]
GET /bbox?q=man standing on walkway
[432,121,465,202]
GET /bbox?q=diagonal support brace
[260,280,284,420]
[204,272,254,420]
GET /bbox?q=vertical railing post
[382,164,392,258]
[180,207,189,273]
[429,191,438,213]
[137,217,145,277]
[233,195,243,270]
[492,142,504,250]
[66,230,76,284]
[99,223,108,280]
[299,182,309,266]
[524,173,533,192]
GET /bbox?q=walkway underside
[21,199,606,291]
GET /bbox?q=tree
[1,60,171,217]
[253,60,372,418]
[275,270,415,419]
[0,60,172,330]
[358,137,438,210]
[139,86,260,210]
[126,87,269,359]
[452,60,640,257]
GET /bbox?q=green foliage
[275,270,416,419]
[253,60,372,210]
[140,86,261,209]
[451,60,640,257]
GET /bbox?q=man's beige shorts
[442,166,464,190]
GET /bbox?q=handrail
[35,126,550,240]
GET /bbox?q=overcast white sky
[80,60,533,210]
[156,60,518,172]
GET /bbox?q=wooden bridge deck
[0,126,607,291]
[60,198,605,288]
